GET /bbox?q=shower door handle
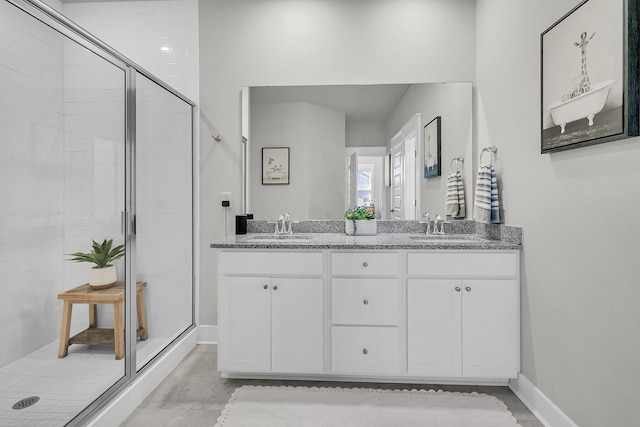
[121,211,136,236]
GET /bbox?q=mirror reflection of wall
[246,83,472,221]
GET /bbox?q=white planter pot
[345,219,377,236]
[89,265,117,290]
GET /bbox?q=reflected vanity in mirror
[242,82,473,221]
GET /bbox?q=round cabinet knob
[263,284,268,290]
[273,285,278,291]
[363,299,369,305]
[362,262,368,268]
[455,287,461,292]
[465,287,471,292]
[362,348,368,355]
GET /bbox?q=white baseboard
[509,373,578,427]
[197,324,218,344]
[87,328,198,427]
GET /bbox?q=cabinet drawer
[332,278,399,326]
[331,326,400,374]
[407,252,517,278]
[219,251,323,276]
[331,252,399,276]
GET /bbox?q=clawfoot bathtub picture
[540,0,637,152]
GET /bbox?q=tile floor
[122,344,545,427]
[0,338,167,427]
[0,341,122,427]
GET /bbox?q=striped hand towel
[445,171,466,218]
[473,165,492,223]
[490,165,500,223]
[473,165,499,223]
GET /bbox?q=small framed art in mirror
[424,116,441,179]
[262,147,290,185]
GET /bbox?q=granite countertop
[210,232,521,250]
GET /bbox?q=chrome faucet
[433,214,445,234]
[274,212,294,235]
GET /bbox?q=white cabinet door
[407,279,462,377]
[218,276,271,372]
[271,277,323,373]
[462,279,519,378]
[408,278,519,379]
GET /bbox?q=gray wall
[199,0,477,325]
[250,102,346,220]
[200,0,640,424]
[476,1,640,426]
[346,121,387,147]
[386,83,473,219]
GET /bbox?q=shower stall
[0,0,195,425]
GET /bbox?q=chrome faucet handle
[425,222,432,235]
[274,214,284,234]
[420,212,432,234]
[433,214,443,234]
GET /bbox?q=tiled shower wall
[135,75,193,354]
[63,0,198,355]
[0,0,127,364]
[63,0,199,102]
[62,37,126,333]
[0,0,195,368]
[0,0,66,366]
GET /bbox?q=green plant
[345,206,375,234]
[345,206,375,220]
[68,238,125,268]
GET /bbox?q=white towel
[473,165,499,223]
[445,171,466,218]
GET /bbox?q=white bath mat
[215,385,521,427]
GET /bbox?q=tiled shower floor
[0,339,163,427]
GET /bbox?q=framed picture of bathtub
[262,147,290,185]
[540,0,639,153]
[423,116,441,179]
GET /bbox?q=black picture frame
[262,147,290,185]
[541,0,639,153]
[423,116,441,179]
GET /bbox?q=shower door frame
[4,0,197,425]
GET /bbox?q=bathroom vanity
[211,226,521,385]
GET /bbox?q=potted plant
[345,206,377,236]
[68,238,125,290]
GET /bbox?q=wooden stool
[57,281,148,360]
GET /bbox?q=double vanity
[211,220,521,385]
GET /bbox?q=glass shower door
[0,1,128,424]
[134,73,193,370]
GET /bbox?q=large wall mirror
[242,82,473,221]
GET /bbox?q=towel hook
[211,134,222,143]
[480,146,497,167]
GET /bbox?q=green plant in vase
[345,206,375,235]
[69,238,125,289]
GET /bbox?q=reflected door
[390,131,404,220]
[347,152,358,208]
